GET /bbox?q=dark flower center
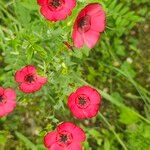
[0,94,6,104]
[0,95,3,102]
[51,0,60,8]
[78,15,91,33]
[25,75,35,83]
[60,134,68,142]
[76,94,90,109]
[48,0,64,10]
[78,97,87,105]
[57,131,72,147]
[78,18,87,28]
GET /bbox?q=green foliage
[126,123,150,150]
[0,0,150,150]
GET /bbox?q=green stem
[99,113,128,150]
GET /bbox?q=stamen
[0,95,3,102]
[78,18,87,28]
[76,94,90,109]
[51,0,61,8]
[48,0,64,10]
[60,134,68,143]
[25,75,35,83]
[78,15,91,33]
[78,97,87,106]
[56,131,72,147]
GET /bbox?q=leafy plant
[0,0,149,149]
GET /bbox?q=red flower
[0,87,16,117]
[15,65,47,93]
[72,3,106,48]
[68,86,102,119]
[37,0,76,22]
[44,122,86,150]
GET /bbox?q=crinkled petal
[26,65,36,74]
[91,13,106,32]
[37,75,47,85]
[57,122,76,133]
[68,142,82,150]
[67,93,85,119]
[44,131,57,148]
[37,0,47,6]
[40,5,72,21]
[19,82,42,93]
[40,6,54,21]
[57,122,86,142]
[15,70,25,82]
[52,9,70,21]
[64,0,76,10]
[83,29,100,48]
[72,29,84,48]
[85,3,103,16]
[67,93,77,108]
[4,88,16,101]
[50,143,62,150]
[3,100,16,114]
[82,104,100,118]
[70,105,85,119]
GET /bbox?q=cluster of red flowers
[38,0,106,48]
[0,65,47,117]
[1,1,106,150]
[44,85,102,150]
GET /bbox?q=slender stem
[99,113,128,150]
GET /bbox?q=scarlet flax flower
[0,87,16,117]
[72,3,106,48]
[15,65,47,93]
[44,122,86,150]
[37,0,76,22]
[68,86,102,119]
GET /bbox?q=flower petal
[68,93,86,119]
[57,122,86,142]
[69,104,85,119]
[37,0,47,6]
[50,143,62,150]
[68,142,82,150]
[52,9,69,21]
[91,13,106,32]
[64,0,76,10]
[85,3,103,16]
[83,104,100,118]
[40,6,54,21]
[19,82,42,93]
[15,70,26,82]
[72,29,84,48]
[37,75,47,84]
[4,88,16,101]
[3,100,16,114]
[44,131,57,148]
[83,30,100,48]
[26,65,36,74]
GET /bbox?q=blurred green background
[0,0,150,150]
